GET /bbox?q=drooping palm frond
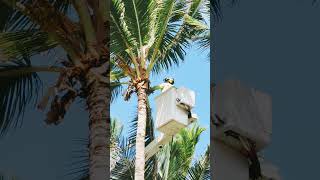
[0,57,42,136]
[0,30,58,61]
[194,31,210,51]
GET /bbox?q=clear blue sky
[111,46,210,159]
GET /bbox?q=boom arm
[145,133,172,160]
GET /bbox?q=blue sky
[111,46,210,159]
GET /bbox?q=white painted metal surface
[155,86,195,135]
[176,87,196,108]
[213,80,272,151]
[145,133,171,160]
[213,140,250,180]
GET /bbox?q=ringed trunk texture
[86,73,110,180]
[134,83,148,180]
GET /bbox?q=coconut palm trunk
[134,81,149,179]
[86,68,110,180]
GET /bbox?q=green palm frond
[120,0,153,50]
[110,0,139,58]
[195,31,210,50]
[111,123,208,180]
[158,124,205,179]
[111,0,209,77]
[110,81,123,103]
[111,138,158,180]
[185,146,210,180]
[0,30,58,61]
[111,137,135,180]
[0,57,42,136]
[148,0,208,74]
[111,104,157,180]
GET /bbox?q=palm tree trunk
[134,82,148,180]
[86,73,110,180]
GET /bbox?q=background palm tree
[0,1,112,179]
[110,0,209,178]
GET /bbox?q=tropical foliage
[110,121,210,180]
[110,0,209,178]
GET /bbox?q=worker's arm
[149,85,163,93]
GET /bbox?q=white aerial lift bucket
[155,86,196,135]
[145,86,197,160]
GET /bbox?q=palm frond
[0,30,58,61]
[194,31,210,50]
[111,137,135,180]
[158,124,206,179]
[210,0,239,25]
[111,102,157,179]
[66,119,124,180]
[211,0,222,24]
[185,146,210,180]
[110,81,123,103]
[64,137,89,180]
[0,0,71,31]
[110,0,139,58]
[148,0,208,74]
[120,0,153,50]
[0,57,42,136]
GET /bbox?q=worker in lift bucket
[150,77,174,93]
[152,77,197,123]
[160,77,175,92]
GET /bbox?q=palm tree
[111,124,210,180]
[110,0,209,178]
[0,1,113,179]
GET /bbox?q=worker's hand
[148,85,162,94]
